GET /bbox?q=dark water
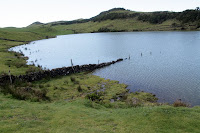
[10,31,200,106]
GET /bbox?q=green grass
[0,40,34,75]
[0,26,73,75]
[1,93,200,133]
[1,72,199,132]
[52,18,183,33]
[0,25,73,41]
[2,72,156,107]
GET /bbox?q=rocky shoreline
[0,58,123,84]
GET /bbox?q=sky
[1,0,200,28]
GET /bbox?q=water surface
[10,31,200,106]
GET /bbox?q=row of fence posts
[7,52,156,85]
[69,51,155,71]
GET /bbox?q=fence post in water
[141,53,143,56]
[8,65,12,84]
[71,59,75,73]
[129,54,130,59]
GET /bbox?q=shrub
[70,77,79,84]
[84,100,103,109]
[39,84,44,88]
[126,98,142,107]
[45,84,51,87]
[5,61,27,68]
[15,62,27,68]
[64,80,68,84]
[25,67,43,74]
[86,92,104,102]
[173,99,189,107]
[74,80,79,84]
[54,86,58,90]
[0,71,8,77]
[77,85,82,92]
[70,77,76,82]
[60,87,67,90]
[0,84,49,101]
[27,82,33,87]
[98,27,111,32]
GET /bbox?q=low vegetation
[173,99,189,107]
[1,72,200,132]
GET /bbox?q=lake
[10,31,200,106]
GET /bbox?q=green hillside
[42,8,200,33]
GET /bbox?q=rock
[0,58,124,83]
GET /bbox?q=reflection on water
[10,31,200,106]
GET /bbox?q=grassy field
[0,26,73,75]
[47,8,200,33]
[1,73,200,132]
[0,21,200,132]
[1,93,200,133]
[0,26,74,41]
[52,19,183,33]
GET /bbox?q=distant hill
[28,21,44,27]
[26,8,200,33]
[1,8,200,38]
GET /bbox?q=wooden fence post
[8,65,12,84]
[71,59,75,73]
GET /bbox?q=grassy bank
[1,93,200,132]
[0,72,200,132]
[0,26,73,75]
[1,23,200,132]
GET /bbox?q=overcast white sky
[1,0,200,27]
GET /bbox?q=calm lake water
[10,31,200,106]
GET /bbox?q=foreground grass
[1,72,200,132]
[1,93,200,133]
[1,72,157,106]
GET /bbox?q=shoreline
[1,32,160,106]
[1,31,196,107]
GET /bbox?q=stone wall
[0,58,123,84]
